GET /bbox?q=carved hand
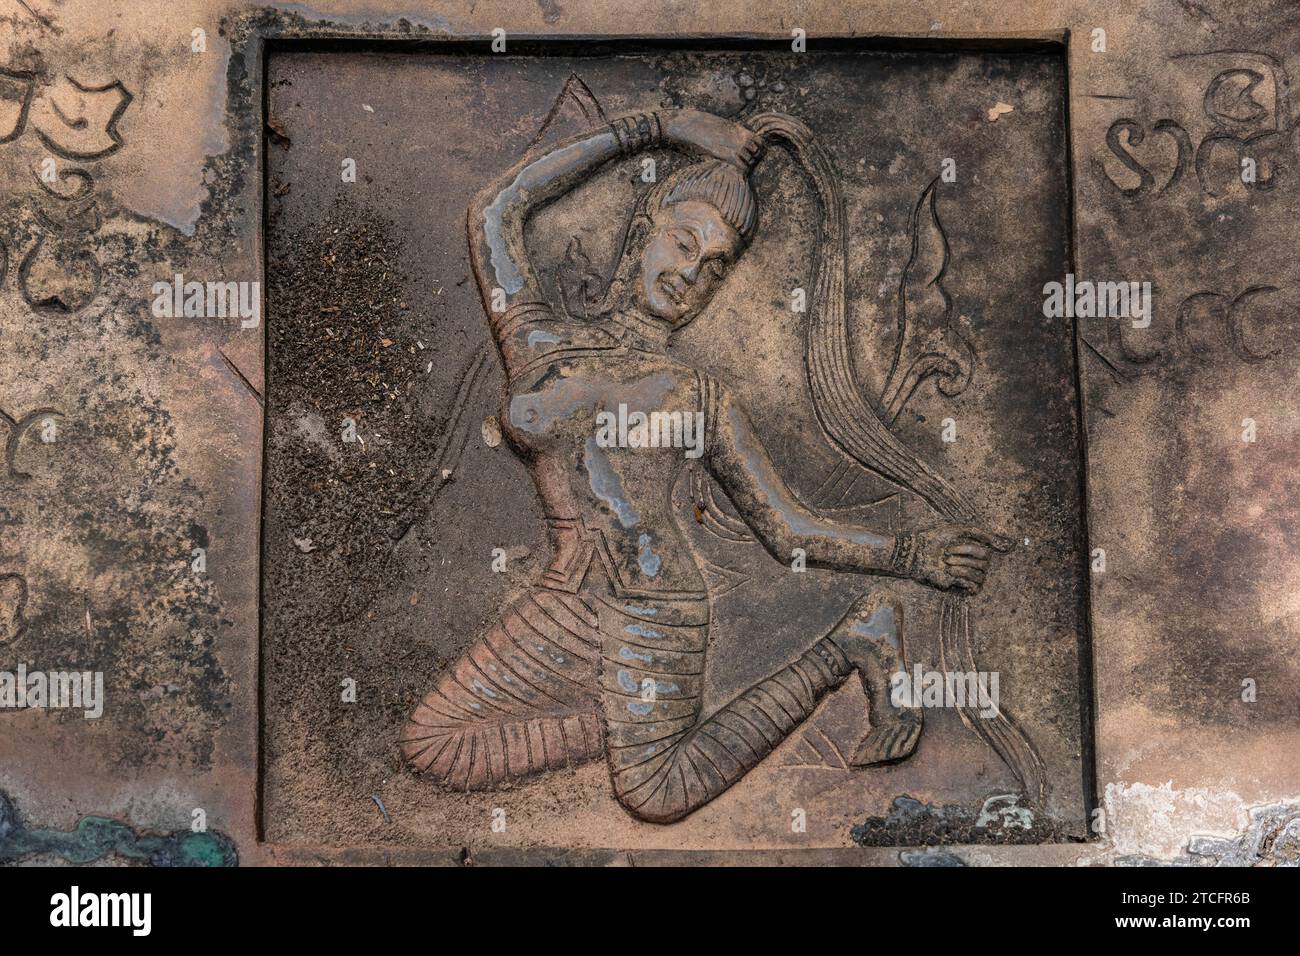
[909,525,1013,593]
[659,108,763,170]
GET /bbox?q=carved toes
[849,711,922,767]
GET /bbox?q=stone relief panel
[261,44,1090,848]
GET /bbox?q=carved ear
[557,210,653,321]
[628,208,653,240]
[617,212,653,273]
[558,236,603,320]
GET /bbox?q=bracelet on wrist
[889,532,923,578]
[610,112,663,156]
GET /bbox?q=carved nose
[680,261,700,283]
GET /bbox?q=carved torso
[497,306,712,598]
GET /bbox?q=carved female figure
[401,107,1009,823]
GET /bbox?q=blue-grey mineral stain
[584,436,640,528]
[850,604,899,650]
[637,533,662,576]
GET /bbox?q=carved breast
[506,355,708,594]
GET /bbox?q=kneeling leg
[401,589,606,790]
[601,591,914,824]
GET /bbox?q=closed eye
[670,228,698,257]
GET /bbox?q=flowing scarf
[746,112,1047,806]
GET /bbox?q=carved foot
[849,709,922,766]
[828,592,923,766]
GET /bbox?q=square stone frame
[8,1,1296,870]
[250,26,1098,864]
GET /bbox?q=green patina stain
[0,790,237,867]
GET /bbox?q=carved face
[637,200,742,326]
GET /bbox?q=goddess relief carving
[400,101,1041,824]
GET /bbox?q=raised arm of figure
[466,109,762,328]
